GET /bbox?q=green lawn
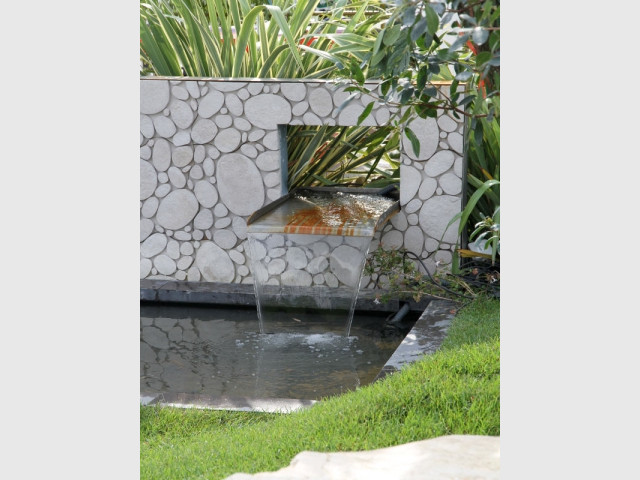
[140,295,500,480]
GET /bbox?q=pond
[140,303,418,403]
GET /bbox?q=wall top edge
[139,75,453,86]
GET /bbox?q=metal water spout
[246,186,399,336]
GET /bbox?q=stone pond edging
[141,77,466,288]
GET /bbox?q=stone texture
[405,198,422,214]
[152,138,171,172]
[140,233,167,258]
[263,131,280,150]
[155,184,171,198]
[245,94,292,129]
[403,117,439,161]
[419,195,461,244]
[381,230,403,250]
[286,247,308,269]
[215,114,233,128]
[225,93,243,116]
[282,83,307,102]
[193,209,214,230]
[140,219,154,242]
[198,90,225,118]
[140,258,152,278]
[439,172,462,195]
[306,257,328,275]
[203,158,215,177]
[169,100,195,129]
[223,435,500,480]
[140,79,465,282]
[400,165,421,205]
[390,211,408,231]
[424,150,455,177]
[232,216,248,239]
[140,115,154,138]
[404,225,424,256]
[308,88,333,117]
[140,145,151,161]
[338,104,376,126]
[324,271,339,287]
[140,160,157,200]
[191,119,218,144]
[186,81,200,98]
[329,245,364,288]
[418,177,438,200]
[193,180,218,208]
[229,250,245,264]
[281,269,312,287]
[172,131,191,147]
[448,132,464,154]
[267,258,286,275]
[217,154,265,216]
[292,101,309,116]
[172,145,193,168]
[189,165,203,180]
[171,85,189,100]
[240,144,258,158]
[234,117,252,131]
[156,190,199,230]
[153,116,177,138]
[141,197,159,218]
[140,80,170,114]
[214,128,242,153]
[168,166,186,188]
[195,241,235,283]
[214,229,238,249]
[256,151,281,172]
[437,114,458,132]
[154,254,176,275]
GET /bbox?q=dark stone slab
[373,299,459,382]
[140,280,435,313]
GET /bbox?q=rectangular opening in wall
[284,124,401,191]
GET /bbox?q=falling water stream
[246,187,399,336]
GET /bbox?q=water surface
[140,304,414,401]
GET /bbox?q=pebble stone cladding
[140,78,465,288]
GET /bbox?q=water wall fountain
[246,186,399,336]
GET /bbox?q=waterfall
[247,187,399,336]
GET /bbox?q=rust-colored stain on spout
[284,203,375,236]
[246,188,399,237]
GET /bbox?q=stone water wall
[140,78,465,288]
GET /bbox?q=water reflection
[140,304,412,400]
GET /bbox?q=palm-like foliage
[140,0,390,79]
[286,125,400,189]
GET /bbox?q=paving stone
[223,435,500,480]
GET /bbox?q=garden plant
[140,1,500,476]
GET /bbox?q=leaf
[475,51,492,67]
[416,65,428,91]
[424,5,440,37]
[448,32,470,53]
[404,126,420,157]
[349,61,365,85]
[459,14,477,26]
[410,18,427,43]
[455,70,473,81]
[357,101,375,126]
[472,27,489,46]
[402,6,417,27]
[383,24,402,46]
